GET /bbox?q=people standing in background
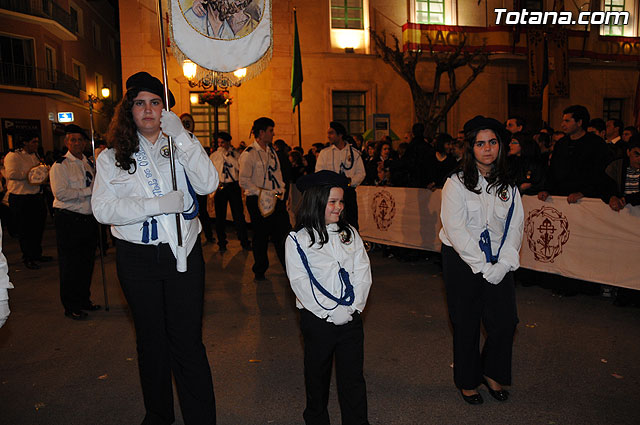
[50,124,100,320]
[315,122,365,229]
[209,131,250,252]
[4,134,50,270]
[239,117,291,281]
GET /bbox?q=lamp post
[183,61,242,147]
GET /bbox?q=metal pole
[86,95,109,311]
[297,104,302,148]
[156,0,183,246]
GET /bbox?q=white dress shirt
[4,149,41,195]
[50,151,94,215]
[210,147,240,183]
[439,172,524,274]
[285,224,372,322]
[91,131,218,272]
[238,141,285,196]
[315,144,366,187]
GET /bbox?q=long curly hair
[457,128,514,195]
[106,88,143,172]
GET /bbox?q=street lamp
[183,60,197,81]
[101,85,110,98]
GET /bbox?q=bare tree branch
[370,27,489,138]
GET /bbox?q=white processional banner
[357,186,640,290]
[171,0,272,76]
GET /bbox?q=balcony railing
[0,0,78,34]
[0,63,80,98]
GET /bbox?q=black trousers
[196,194,214,242]
[344,186,359,230]
[213,182,248,247]
[54,209,97,312]
[9,193,46,261]
[300,309,369,425]
[441,244,518,390]
[245,196,290,277]
[115,239,216,425]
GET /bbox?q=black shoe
[482,378,509,401]
[460,390,483,405]
[254,274,267,282]
[82,303,101,311]
[23,260,40,270]
[65,310,88,320]
[36,255,53,262]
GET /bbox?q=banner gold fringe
[167,0,273,87]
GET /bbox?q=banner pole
[155,0,182,246]
[86,95,109,311]
[297,104,302,148]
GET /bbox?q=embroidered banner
[170,0,272,83]
[356,186,640,290]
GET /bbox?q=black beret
[64,124,88,139]
[125,71,175,109]
[296,170,349,193]
[463,115,509,142]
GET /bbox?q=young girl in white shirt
[285,170,372,425]
[440,116,524,405]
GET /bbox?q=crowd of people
[0,69,638,424]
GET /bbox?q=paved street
[1,220,639,425]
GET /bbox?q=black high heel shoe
[460,390,484,405]
[482,378,509,401]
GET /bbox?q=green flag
[291,9,303,112]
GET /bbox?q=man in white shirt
[4,134,50,269]
[209,131,250,252]
[315,121,365,229]
[50,125,99,320]
[238,117,291,281]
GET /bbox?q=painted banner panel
[357,186,640,290]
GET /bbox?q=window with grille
[603,0,626,36]
[189,94,231,148]
[603,98,623,121]
[331,0,364,29]
[416,0,445,25]
[0,35,35,86]
[332,91,366,136]
[45,46,55,83]
[72,61,86,91]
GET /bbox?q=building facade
[0,0,121,153]
[118,0,639,151]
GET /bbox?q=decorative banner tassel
[142,220,150,244]
[151,218,158,241]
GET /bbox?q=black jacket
[543,132,608,198]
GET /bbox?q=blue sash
[479,188,516,264]
[289,234,354,310]
[134,143,199,243]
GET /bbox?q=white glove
[331,305,353,326]
[0,299,9,328]
[160,110,187,139]
[483,262,510,285]
[158,190,184,214]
